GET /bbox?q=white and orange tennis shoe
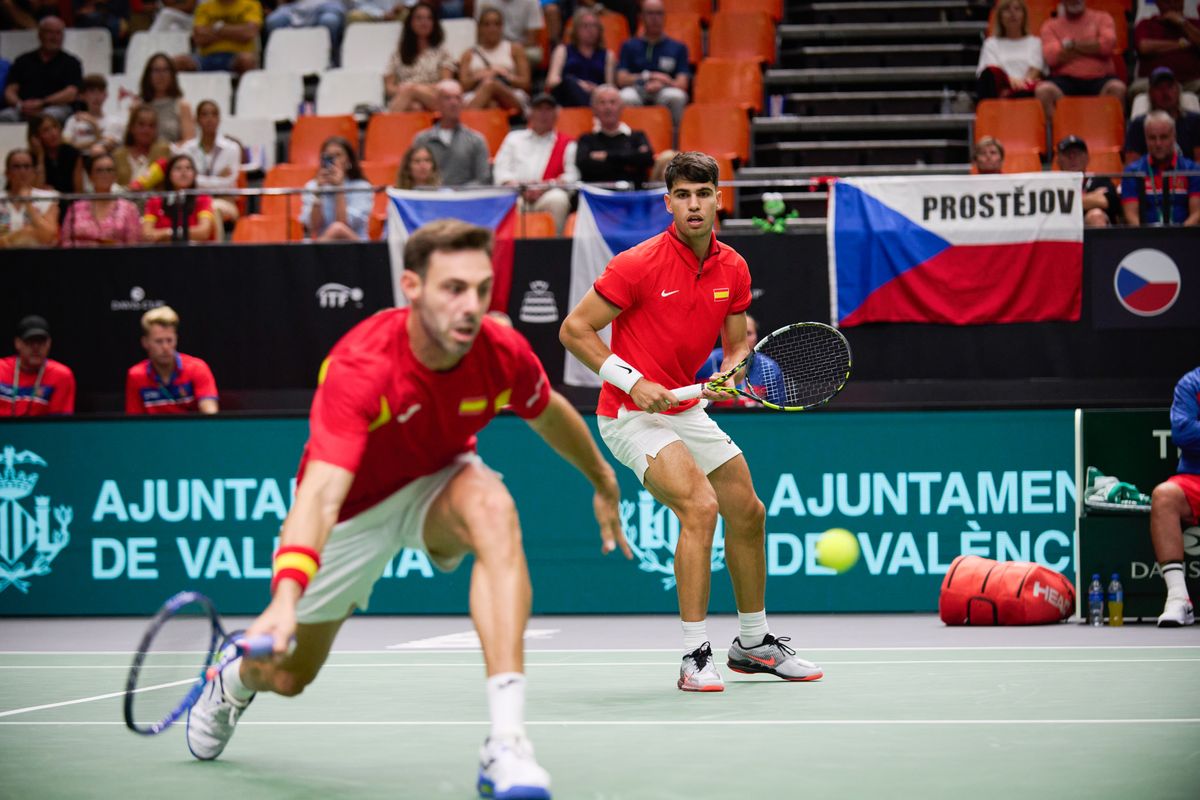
[727,634,823,681]
[1157,596,1195,627]
[477,734,551,799]
[678,642,724,692]
[187,638,254,761]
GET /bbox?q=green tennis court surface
[3,615,1199,799]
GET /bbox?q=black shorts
[1049,74,1118,95]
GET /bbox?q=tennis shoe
[678,642,724,692]
[727,634,823,681]
[186,648,253,761]
[477,734,551,799]
[1157,596,1195,628]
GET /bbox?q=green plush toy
[751,192,798,233]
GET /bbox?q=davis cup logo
[620,490,725,590]
[1183,526,1200,558]
[0,445,73,594]
[1114,249,1181,317]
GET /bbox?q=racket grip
[235,634,279,659]
[672,384,703,401]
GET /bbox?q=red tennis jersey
[0,356,76,416]
[298,308,553,522]
[592,226,752,418]
[125,353,219,414]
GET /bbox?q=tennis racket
[123,590,275,736]
[673,321,852,411]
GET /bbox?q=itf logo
[1113,249,1181,317]
[316,283,364,309]
[620,490,725,590]
[0,445,72,594]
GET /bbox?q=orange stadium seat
[288,114,359,166]
[694,57,763,113]
[708,11,776,65]
[663,12,704,65]
[563,211,577,236]
[517,211,558,238]
[260,163,316,218]
[231,214,305,243]
[363,111,435,163]
[460,108,511,158]
[565,9,631,53]
[360,160,398,239]
[679,102,750,162]
[665,0,713,26]
[556,106,595,140]
[714,152,735,215]
[1053,147,1123,173]
[1053,95,1124,155]
[975,98,1047,156]
[1001,150,1044,173]
[718,0,783,23]
[621,105,674,155]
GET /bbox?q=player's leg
[1150,479,1195,627]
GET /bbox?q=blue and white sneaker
[477,734,551,799]
[186,636,254,761]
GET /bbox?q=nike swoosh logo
[746,654,777,667]
[661,289,680,297]
[396,403,422,423]
[615,365,632,373]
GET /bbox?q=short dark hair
[81,73,107,92]
[404,219,493,277]
[664,151,719,190]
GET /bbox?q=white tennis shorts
[597,404,742,485]
[296,452,484,624]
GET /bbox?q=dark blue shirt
[697,347,785,405]
[1121,152,1200,225]
[617,35,690,78]
[1173,367,1200,476]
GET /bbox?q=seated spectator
[28,112,82,197]
[60,152,142,246]
[265,0,346,67]
[142,154,218,242]
[0,17,82,124]
[384,1,456,113]
[74,0,127,43]
[460,5,532,113]
[1126,67,1200,164]
[395,143,442,189]
[1056,134,1120,227]
[474,0,544,66]
[113,105,173,187]
[1121,111,1200,226]
[546,6,614,107]
[493,92,577,233]
[178,100,242,224]
[0,149,58,248]
[63,74,126,153]
[412,80,492,185]
[1,315,75,416]
[616,0,689,130]
[299,136,373,240]
[126,305,219,415]
[695,313,783,408]
[976,0,1044,100]
[973,135,1005,174]
[347,0,403,23]
[176,0,260,75]
[139,53,194,144]
[151,0,197,33]
[1132,0,1200,98]
[1035,0,1125,120]
[575,83,653,184]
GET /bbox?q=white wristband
[599,354,643,394]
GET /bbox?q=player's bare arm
[560,288,683,413]
[526,390,631,558]
[707,312,749,399]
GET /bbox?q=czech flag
[386,187,519,312]
[828,174,1083,327]
[564,186,667,387]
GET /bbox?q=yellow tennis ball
[816,528,860,573]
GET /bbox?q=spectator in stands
[460,5,532,114]
[475,0,545,66]
[1035,0,1125,120]
[63,74,126,153]
[412,80,492,185]
[139,53,194,144]
[0,149,57,247]
[493,92,578,233]
[265,0,346,67]
[972,135,1005,174]
[60,152,142,246]
[112,105,173,187]
[616,0,689,130]
[0,17,82,124]
[395,143,442,189]
[126,305,219,415]
[1125,67,1200,164]
[545,6,614,107]
[142,154,218,242]
[1121,110,1200,226]
[299,135,373,241]
[696,313,783,409]
[1,315,75,416]
[384,1,456,113]
[1132,0,1200,98]
[177,0,261,75]
[1056,134,1119,227]
[28,113,82,196]
[976,0,1044,100]
[74,0,127,43]
[575,83,653,185]
[151,0,197,34]
[347,0,403,22]
[179,100,242,225]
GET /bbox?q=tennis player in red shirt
[187,220,627,800]
[125,306,219,415]
[0,315,75,416]
[561,152,823,692]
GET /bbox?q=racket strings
[754,325,851,408]
[126,599,220,733]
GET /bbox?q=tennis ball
[816,528,860,573]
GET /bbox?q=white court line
[0,678,195,719]
[3,645,1200,655]
[2,718,1199,727]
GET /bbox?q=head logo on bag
[939,555,1075,626]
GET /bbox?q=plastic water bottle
[1087,574,1104,626]
[1107,573,1124,627]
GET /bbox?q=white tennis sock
[486,672,526,739]
[681,619,708,653]
[1162,562,1189,600]
[737,610,769,648]
[221,659,254,704]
